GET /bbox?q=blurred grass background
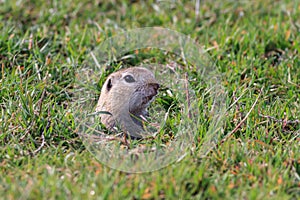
[0,0,299,199]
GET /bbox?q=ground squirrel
[96,67,160,139]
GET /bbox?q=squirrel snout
[147,83,160,98]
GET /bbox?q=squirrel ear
[106,74,119,92]
[106,78,113,92]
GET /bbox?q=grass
[0,0,299,199]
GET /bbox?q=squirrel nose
[151,83,160,91]
[147,83,160,97]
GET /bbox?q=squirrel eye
[124,75,135,83]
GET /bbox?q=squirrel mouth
[142,95,155,105]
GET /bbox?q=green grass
[0,0,299,199]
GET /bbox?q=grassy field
[0,0,299,199]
